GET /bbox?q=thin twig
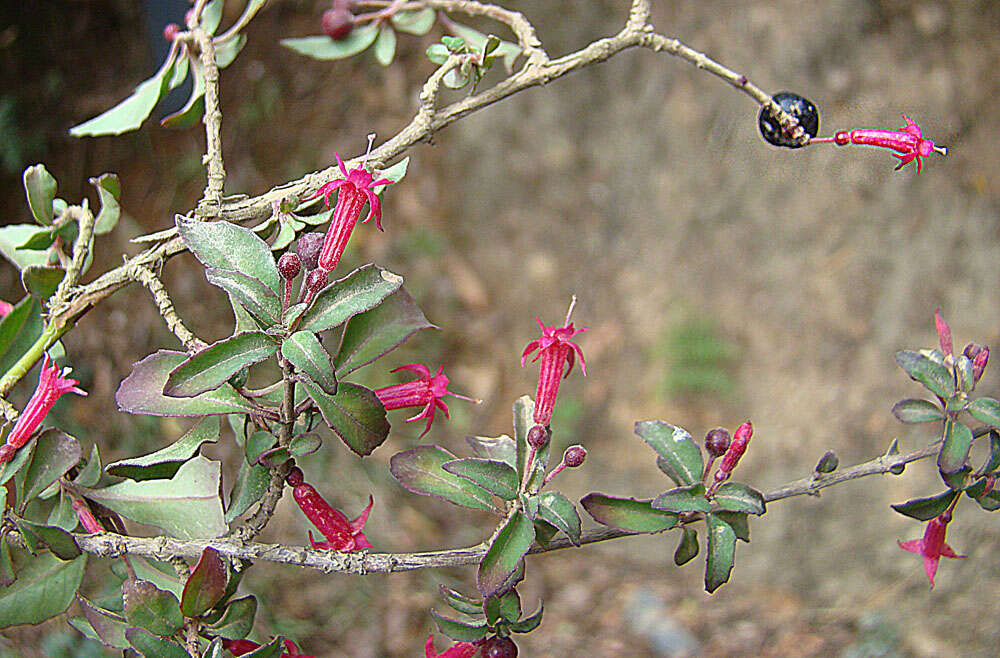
[191,2,226,216]
[126,265,208,353]
[170,557,200,657]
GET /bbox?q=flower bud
[278,252,302,280]
[296,232,325,270]
[305,268,329,295]
[286,466,305,487]
[704,428,731,458]
[322,8,355,40]
[814,450,839,474]
[527,424,549,449]
[973,346,989,383]
[715,420,753,481]
[563,445,586,467]
[163,23,181,41]
[482,636,518,658]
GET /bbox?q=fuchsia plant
[520,297,587,427]
[286,466,374,551]
[898,509,965,589]
[374,363,478,438]
[810,114,947,173]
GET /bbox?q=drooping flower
[304,142,392,272]
[808,114,947,173]
[222,637,314,657]
[521,298,587,427]
[286,467,373,552]
[374,364,478,439]
[898,510,965,588]
[0,355,87,463]
[72,499,104,534]
[424,635,482,658]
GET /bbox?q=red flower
[424,635,482,658]
[304,149,392,272]
[521,298,586,426]
[0,299,12,318]
[222,637,313,657]
[287,467,373,551]
[898,511,965,588]
[374,364,476,439]
[0,355,87,463]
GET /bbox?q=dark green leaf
[0,297,44,375]
[438,585,482,616]
[113,557,184,598]
[106,417,220,481]
[713,511,750,542]
[288,432,322,456]
[941,465,971,491]
[304,381,389,456]
[373,23,397,66]
[242,636,287,658]
[73,444,102,487]
[938,419,974,475]
[390,445,495,511]
[466,434,517,467]
[442,458,518,500]
[116,350,259,417]
[391,8,436,35]
[635,421,703,487]
[208,595,256,639]
[47,490,79,531]
[477,511,536,597]
[0,541,13,587]
[965,480,1000,511]
[674,527,699,566]
[429,609,488,642]
[225,459,270,523]
[177,216,281,294]
[70,57,176,136]
[91,173,121,234]
[975,430,1000,477]
[0,225,51,269]
[711,482,766,516]
[282,331,337,394]
[498,590,521,623]
[78,457,227,539]
[122,578,184,637]
[162,63,205,128]
[891,489,959,521]
[165,332,278,398]
[77,595,128,649]
[297,264,403,334]
[181,547,227,617]
[509,601,543,633]
[895,350,955,399]
[20,265,63,301]
[536,491,582,546]
[125,627,189,657]
[652,484,712,514]
[15,519,81,560]
[0,434,36,488]
[532,519,558,547]
[333,287,435,376]
[520,492,538,520]
[892,398,945,423]
[205,269,282,326]
[245,431,276,465]
[956,355,976,394]
[0,552,85,627]
[446,22,521,71]
[580,493,679,533]
[705,513,737,594]
[21,429,81,503]
[23,164,57,225]
[281,25,380,60]
[968,398,1000,429]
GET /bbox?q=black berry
[527,425,549,449]
[563,445,587,467]
[296,232,325,271]
[322,8,355,40]
[704,428,731,459]
[482,636,518,658]
[278,252,302,280]
[758,91,819,149]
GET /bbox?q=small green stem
[0,322,64,398]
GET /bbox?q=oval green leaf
[635,420,703,487]
[21,429,81,503]
[303,381,389,456]
[122,578,183,637]
[373,23,397,66]
[580,493,678,533]
[442,458,518,500]
[205,268,281,327]
[207,594,257,640]
[711,482,766,516]
[391,8,436,35]
[282,331,337,394]
[891,489,959,521]
[705,513,737,594]
[0,551,85,628]
[895,350,955,399]
[297,264,403,334]
[165,332,278,398]
[652,484,712,514]
[536,491,582,546]
[177,216,280,294]
[23,164,57,225]
[892,398,946,423]
[280,25,379,60]
[333,287,435,376]
[477,511,535,598]
[390,445,495,511]
[938,418,974,475]
[968,397,1000,429]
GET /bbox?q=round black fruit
[758,91,819,149]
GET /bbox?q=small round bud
[482,636,518,658]
[286,466,304,487]
[758,91,819,149]
[278,252,302,280]
[563,445,587,467]
[163,23,181,41]
[296,232,325,270]
[964,343,983,361]
[704,428,731,458]
[0,444,16,463]
[526,424,549,449]
[814,450,839,474]
[322,8,355,40]
[305,268,329,295]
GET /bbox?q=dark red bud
[717,420,753,478]
[333,0,361,10]
[296,232,325,271]
[163,23,181,41]
[286,466,305,487]
[0,444,15,463]
[563,445,586,467]
[964,343,983,360]
[704,428,731,458]
[322,8,355,40]
[527,424,549,449]
[278,252,302,280]
[973,346,989,383]
[482,636,518,658]
[305,268,329,294]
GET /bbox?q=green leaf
[674,527,699,566]
[0,435,35,488]
[115,557,184,598]
[532,519,558,547]
[0,541,13,588]
[70,56,176,136]
[333,287,435,375]
[442,458,518,500]
[965,479,1000,511]
[303,381,389,456]
[705,513,737,594]
[297,264,403,334]
[536,491,581,546]
[242,637,287,658]
[968,397,1000,429]
[245,431,276,465]
[122,577,183,637]
[201,0,225,35]
[0,225,52,270]
[941,465,971,491]
[0,297,45,375]
[580,493,678,533]
[892,398,945,423]
[20,265,64,301]
[509,601,543,634]
[282,331,337,394]
[429,609,488,642]
[635,421,704,487]
[895,350,955,399]
[477,511,535,597]
[73,444,102,487]
[181,548,227,618]
[288,432,322,456]
[21,429,81,503]
[466,434,517,467]
[446,22,521,71]
[652,484,712,514]
[116,350,259,417]
[938,419,974,475]
[281,25,380,60]
[891,489,959,521]
[125,627,189,657]
[391,8,436,35]
[974,430,1000,477]
[106,417,220,481]
[77,595,128,649]
[0,552,86,627]
[48,490,79,531]
[205,268,282,327]
[78,456,227,539]
[15,519,81,560]
[207,595,256,639]
[520,492,538,520]
[390,445,495,511]
[177,216,281,294]
[162,63,206,128]
[225,459,270,523]
[956,355,976,394]
[373,23,397,66]
[438,585,482,616]
[711,482,766,516]
[23,164,57,225]
[165,332,278,398]
[215,33,246,68]
[485,590,520,624]
[91,173,121,235]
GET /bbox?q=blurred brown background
[1,0,999,656]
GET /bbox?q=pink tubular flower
[304,143,392,272]
[0,299,12,318]
[72,499,104,534]
[898,510,965,588]
[0,355,87,463]
[424,635,482,658]
[374,364,477,439]
[286,467,373,552]
[810,114,946,173]
[222,638,313,657]
[521,298,587,427]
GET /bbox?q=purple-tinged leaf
[580,493,678,533]
[892,398,945,423]
[14,519,81,560]
[968,397,1000,429]
[390,445,495,511]
[938,419,974,475]
[177,216,280,294]
[281,331,337,394]
[705,513,737,594]
[106,417,219,481]
[333,287,436,376]
[180,547,227,618]
[76,595,128,649]
[477,511,535,598]
[165,332,278,398]
[297,264,403,334]
[303,381,389,456]
[125,627,188,657]
[122,578,183,637]
[205,269,281,327]
[536,491,581,546]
